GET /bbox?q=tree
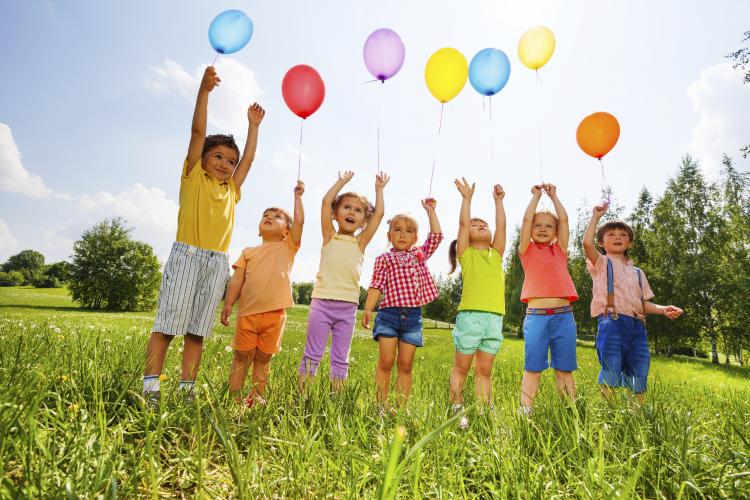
[293,282,314,305]
[423,273,462,324]
[0,271,24,287]
[2,249,45,285]
[44,261,71,283]
[503,226,525,336]
[68,219,161,311]
[726,31,750,157]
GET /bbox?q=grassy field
[1,286,749,498]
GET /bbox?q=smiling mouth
[345,217,355,223]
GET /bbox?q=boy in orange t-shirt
[222,181,305,406]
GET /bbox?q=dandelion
[57,335,64,341]
[159,374,169,382]
[178,347,184,353]
[60,375,68,383]
[459,416,469,430]
[68,403,79,412]
[125,336,131,341]
[224,346,233,353]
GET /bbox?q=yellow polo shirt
[176,158,239,252]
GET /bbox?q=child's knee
[377,355,396,372]
[396,359,413,376]
[255,350,273,365]
[233,349,252,363]
[185,333,204,345]
[475,363,492,379]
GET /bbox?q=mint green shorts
[452,311,504,355]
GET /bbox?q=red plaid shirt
[369,233,444,308]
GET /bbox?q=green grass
[1,286,749,497]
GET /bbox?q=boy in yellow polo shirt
[143,66,265,407]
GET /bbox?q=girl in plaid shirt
[363,198,443,409]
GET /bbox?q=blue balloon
[208,10,254,55]
[468,48,511,96]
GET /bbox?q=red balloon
[282,65,325,119]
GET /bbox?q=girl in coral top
[518,184,578,417]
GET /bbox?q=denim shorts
[596,314,650,393]
[373,307,424,347]
[523,311,577,372]
[452,310,504,355]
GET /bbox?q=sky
[1,0,749,283]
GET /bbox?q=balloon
[282,65,325,119]
[208,10,254,55]
[517,26,555,70]
[576,112,620,159]
[468,48,511,96]
[424,48,468,103]
[363,28,405,81]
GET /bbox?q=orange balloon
[576,112,620,159]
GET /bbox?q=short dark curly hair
[201,134,240,159]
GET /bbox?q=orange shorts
[232,310,287,354]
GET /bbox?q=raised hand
[338,170,355,184]
[454,177,475,199]
[592,204,608,219]
[294,180,305,196]
[200,66,220,93]
[531,184,543,196]
[493,184,505,202]
[375,171,390,189]
[543,183,557,198]
[248,102,266,126]
[421,198,437,211]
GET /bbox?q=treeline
[0,250,70,288]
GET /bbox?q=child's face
[601,228,632,255]
[531,213,557,244]
[202,145,239,182]
[334,196,367,235]
[388,219,418,251]
[469,220,492,245]
[258,209,289,241]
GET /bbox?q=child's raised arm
[454,177,475,258]
[221,268,245,326]
[520,185,543,255]
[583,204,607,264]
[186,66,220,175]
[358,172,390,251]
[544,183,570,255]
[491,184,506,255]
[290,180,305,246]
[421,198,442,234]
[233,103,266,192]
[321,171,354,243]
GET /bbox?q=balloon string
[535,70,545,184]
[428,103,445,198]
[377,81,383,173]
[361,79,380,85]
[599,158,611,204]
[489,96,495,168]
[297,118,304,181]
[211,54,219,67]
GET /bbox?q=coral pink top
[520,242,578,303]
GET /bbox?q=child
[448,177,506,424]
[143,66,265,406]
[298,171,389,392]
[222,181,305,406]
[518,184,578,417]
[363,199,443,409]
[583,205,683,403]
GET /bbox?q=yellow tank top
[457,246,506,314]
[176,158,239,252]
[311,234,364,303]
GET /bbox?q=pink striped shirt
[587,253,654,319]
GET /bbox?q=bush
[45,261,71,283]
[2,249,45,285]
[68,218,161,311]
[33,275,63,288]
[294,282,314,305]
[0,271,24,287]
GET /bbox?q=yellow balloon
[424,48,468,103]
[517,26,556,70]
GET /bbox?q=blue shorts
[523,310,577,372]
[596,314,650,393]
[452,311,504,355]
[373,307,423,347]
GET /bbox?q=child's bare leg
[520,370,542,408]
[449,352,474,404]
[634,392,645,405]
[228,349,255,401]
[181,333,204,381]
[250,350,273,400]
[375,337,398,403]
[554,370,577,400]
[144,332,174,376]
[474,350,496,404]
[395,341,417,406]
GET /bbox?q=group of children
[142,66,684,418]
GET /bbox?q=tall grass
[1,287,749,497]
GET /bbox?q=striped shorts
[152,242,229,338]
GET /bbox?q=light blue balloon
[208,10,254,55]
[468,48,511,96]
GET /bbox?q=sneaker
[144,390,160,410]
[517,406,533,420]
[450,403,464,416]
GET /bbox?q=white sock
[451,403,463,414]
[519,406,533,417]
[143,376,160,393]
[178,380,195,392]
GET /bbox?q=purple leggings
[298,298,358,380]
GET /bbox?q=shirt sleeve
[369,254,388,291]
[421,233,444,260]
[232,248,250,270]
[638,269,655,301]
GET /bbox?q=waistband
[172,241,227,258]
[526,305,574,316]
[377,306,422,313]
[599,312,643,322]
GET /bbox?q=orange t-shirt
[520,242,578,303]
[232,237,300,318]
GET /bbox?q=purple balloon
[363,28,405,81]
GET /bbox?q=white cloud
[0,220,18,260]
[688,63,750,174]
[76,183,178,236]
[146,58,263,134]
[0,122,55,198]
[271,137,308,170]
